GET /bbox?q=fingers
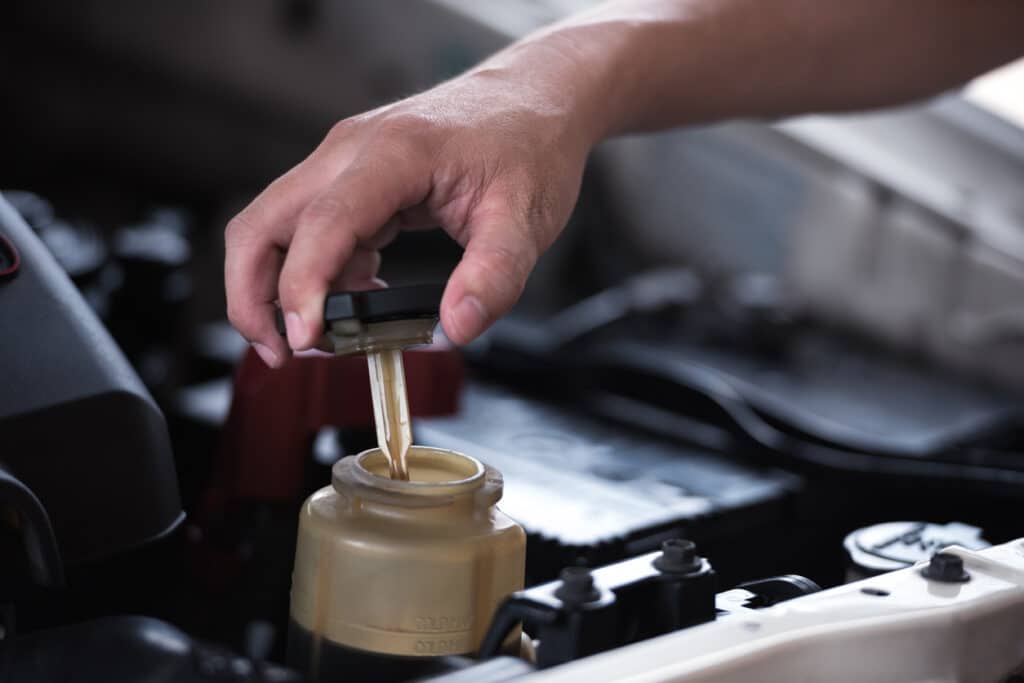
[225,152,339,366]
[277,151,430,350]
[332,247,383,290]
[440,211,538,345]
[309,261,387,352]
[225,234,289,367]
[381,205,436,234]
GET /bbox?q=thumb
[441,217,539,345]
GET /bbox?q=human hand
[225,63,594,368]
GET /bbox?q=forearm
[473,0,1024,146]
[227,0,1024,358]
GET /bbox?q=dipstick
[367,348,412,480]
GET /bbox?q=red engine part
[207,346,464,505]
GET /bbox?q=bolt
[921,552,970,583]
[663,539,696,565]
[554,566,600,605]
[654,539,701,574]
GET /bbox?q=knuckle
[277,268,319,308]
[225,301,253,336]
[326,118,357,142]
[275,280,302,310]
[377,111,432,137]
[349,249,381,275]
[473,241,535,303]
[297,194,351,230]
[226,189,280,243]
[373,113,439,159]
[224,213,254,243]
[276,266,304,300]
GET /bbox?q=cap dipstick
[275,285,443,481]
[367,348,413,481]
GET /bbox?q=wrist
[466,27,622,154]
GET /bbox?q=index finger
[277,147,431,350]
[224,162,333,364]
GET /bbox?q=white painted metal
[521,540,1024,683]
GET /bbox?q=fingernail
[284,311,306,348]
[252,343,279,368]
[451,295,488,343]
[293,348,332,358]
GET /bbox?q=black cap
[654,539,702,574]
[554,566,601,605]
[275,283,444,335]
[921,552,970,583]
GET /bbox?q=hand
[225,67,593,368]
[225,0,1024,369]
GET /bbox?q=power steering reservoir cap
[843,521,988,577]
[275,283,444,333]
[274,284,444,355]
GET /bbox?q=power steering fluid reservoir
[283,286,526,682]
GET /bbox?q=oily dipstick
[367,348,412,480]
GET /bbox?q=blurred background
[3,0,1024,678]
[4,0,1024,386]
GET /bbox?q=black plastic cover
[473,308,1024,494]
[0,193,183,564]
[416,381,800,580]
[12,616,299,683]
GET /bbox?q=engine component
[275,284,444,480]
[843,521,990,581]
[287,447,525,683]
[512,540,1024,683]
[0,193,183,567]
[427,546,820,682]
[479,538,717,668]
[416,381,800,581]
[273,285,443,356]
[10,616,299,682]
